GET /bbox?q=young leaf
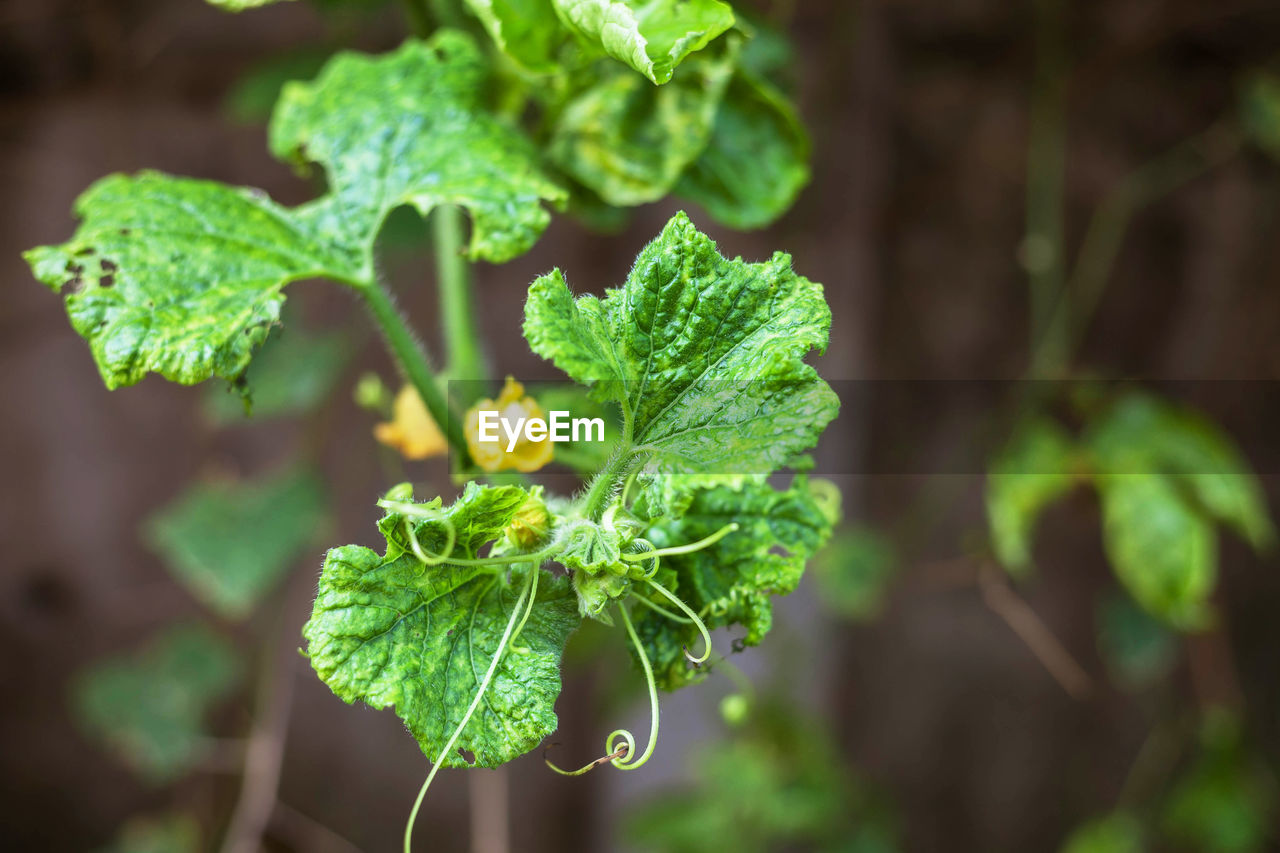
[985,417,1079,575]
[675,68,811,229]
[270,33,567,264]
[303,485,581,766]
[634,477,835,689]
[524,212,838,482]
[27,34,564,393]
[143,467,328,620]
[551,0,735,85]
[72,625,239,782]
[1099,474,1217,630]
[549,46,734,206]
[463,0,564,72]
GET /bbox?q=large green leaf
[1099,473,1217,630]
[634,477,834,689]
[463,0,564,72]
[26,34,564,392]
[524,212,838,481]
[552,0,734,84]
[675,68,810,229]
[548,46,734,206]
[985,417,1079,574]
[270,33,566,264]
[303,485,581,765]
[143,467,328,620]
[72,625,239,782]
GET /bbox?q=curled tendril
[546,604,660,776]
[643,578,713,665]
[378,499,458,565]
[625,538,661,579]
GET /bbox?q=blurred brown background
[3,0,1280,850]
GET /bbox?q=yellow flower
[373,385,448,460]
[465,377,553,473]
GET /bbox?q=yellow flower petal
[374,386,448,460]
[465,376,554,473]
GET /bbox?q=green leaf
[985,417,1079,574]
[1096,592,1179,692]
[1098,474,1217,630]
[634,477,835,689]
[27,34,565,393]
[303,485,581,766]
[1241,72,1280,160]
[463,0,564,72]
[23,173,350,391]
[207,0,293,10]
[203,324,348,422]
[1161,713,1276,853]
[98,813,200,853]
[1059,812,1144,853]
[143,467,327,620]
[524,212,838,482]
[270,33,567,264]
[812,526,897,622]
[1087,393,1273,551]
[552,0,734,85]
[72,625,239,782]
[548,44,734,206]
[675,67,810,229]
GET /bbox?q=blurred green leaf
[551,0,734,85]
[203,326,349,423]
[1087,393,1273,551]
[676,67,810,229]
[73,625,239,782]
[626,702,900,853]
[1161,713,1276,853]
[208,0,293,10]
[548,45,734,206]
[1096,592,1179,691]
[986,417,1079,575]
[1060,812,1144,853]
[1098,473,1216,630]
[144,467,327,620]
[812,526,897,622]
[98,813,200,853]
[1241,72,1280,159]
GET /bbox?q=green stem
[1025,0,1069,376]
[403,565,539,853]
[610,604,660,770]
[1033,120,1242,371]
[434,204,488,397]
[359,278,470,465]
[621,523,739,561]
[580,448,641,521]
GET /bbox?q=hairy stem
[403,565,539,853]
[434,204,488,397]
[580,448,641,521]
[359,278,470,465]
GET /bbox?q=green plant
[27,1,833,848]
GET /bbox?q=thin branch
[979,562,1094,700]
